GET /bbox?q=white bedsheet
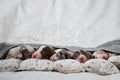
[0,0,120,79]
[0,0,120,47]
[0,71,120,80]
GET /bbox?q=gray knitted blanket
[0,39,120,59]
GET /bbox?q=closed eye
[92,56,95,58]
[59,52,63,55]
[56,53,60,57]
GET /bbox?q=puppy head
[93,50,116,60]
[32,46,55,59]
[6,45,35,60]
[6,46,22,59]
[20,45,35,60]
[50,49,71,61]
[73,50,93,63]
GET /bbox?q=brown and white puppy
[50,49,74,61]
[93,50,117,60]
[32,46,55,59]
[6,45,35,60]
[73,50,93,63]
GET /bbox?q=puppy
[32,46,55,59]
[6,45,35,60]
[73,50,93,63]
[50,49,74,61]
[93,50,117,60]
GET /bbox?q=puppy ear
[73,51,80,59]
[34,48,37,51]
[66,51,74,58]
[20,46,27,52]
[79,50,87,53]
[50,47,55,53]
[80,50,93,59]
[41,46,55,59]
[43,46,55,53]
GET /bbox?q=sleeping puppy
[6,45,35,60]
[50,49,74,61]
[32,46,55,59]
[73,50,93,63]
[93,50,117,60]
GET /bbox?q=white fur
[55,49,66,53]
[37,46,46,52]
[24,45,35,52]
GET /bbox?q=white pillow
[84,59,120,75]
[19,59,54,71]
[53,59,85,73]
[108,56,120,69]
[0,58,22,72]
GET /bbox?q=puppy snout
[102,55,108,60]
[50,56,56,61]
[79,57,84,61]
[32,54,37,58]
[76,56,86,63]
[50,57,55,61]
[77,57,83,62]
[32,53,41,59]
[50,54,58,61]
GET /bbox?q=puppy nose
[102,56,108,60]
[76,57,84,63]
[32,54,37,58]
[50,57,56,61]
[80,57,84,60]
[51,58,56,61]
[79,57,85,63]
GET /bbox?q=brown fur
[32,46,55,59]
[73,50,93,60]
[40,46,55,59]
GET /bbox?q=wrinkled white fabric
[53,59,85,73]
[0,58,22,72]
[0,0,120,47]
[85,59,120,75]
[0,71,120,80]
[19,59,54,71]
[108,56,120,69]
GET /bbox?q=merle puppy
[50,49,74,61]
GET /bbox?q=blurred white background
[0,0,120,47]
